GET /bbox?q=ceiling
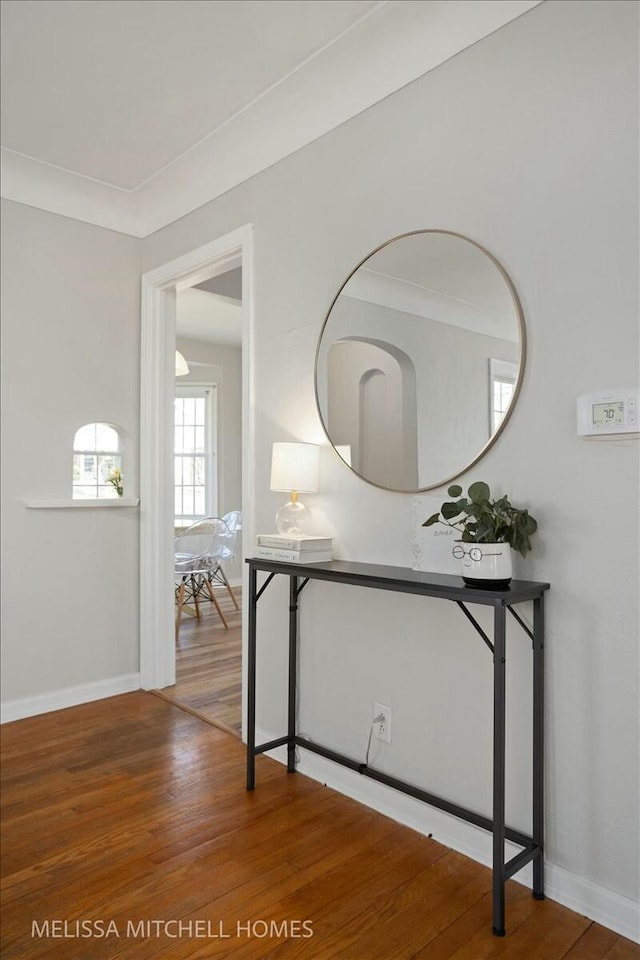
[0,0,541,237]
[1,0,377,190]
[177,286,242,348]
[195,268,243,302]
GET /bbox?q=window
[489,359,518,433]
[174,385,217,525]
[493,378,515,429]
[73,422,122,499]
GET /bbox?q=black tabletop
[247,557,549,605]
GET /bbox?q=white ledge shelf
[23,498,140,509]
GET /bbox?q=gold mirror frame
[314,230,527,493]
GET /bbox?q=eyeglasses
[452,545,502,561]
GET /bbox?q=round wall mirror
[315,230,526,492]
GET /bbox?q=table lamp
[270,442,319,535]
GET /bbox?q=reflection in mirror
[315,231,525,492]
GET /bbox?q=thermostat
[577,388,639,438]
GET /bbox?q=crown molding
[1,1,542,238]
[346,269,516,341]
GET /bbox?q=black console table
[246,558,550,936]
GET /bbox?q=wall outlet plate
[373,702,392,744]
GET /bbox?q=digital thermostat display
[592,402,625,425]
[577,388,638,438]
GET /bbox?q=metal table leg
[287,576,298,773]
[246,565,258,790]
[532,595,545,899]
[493,603,507,936]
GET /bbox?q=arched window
[73,422,123,499]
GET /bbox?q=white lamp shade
[175,350,189,376]
[270,442,319,493]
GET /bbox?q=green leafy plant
[423,481,537,557]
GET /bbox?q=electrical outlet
[373,702,392,744]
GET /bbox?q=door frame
[139,225,254,737]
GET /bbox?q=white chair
[174,518,232,640]
[205,510,241,610]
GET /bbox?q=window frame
[72,422,123,500]
[174,382,218,526]
[489,358,518,434]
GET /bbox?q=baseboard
[255,728,640,943]
[544,862,640,944]
[1,673,141,724]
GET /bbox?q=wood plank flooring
[2,692,638,960]
[161,584,242,736]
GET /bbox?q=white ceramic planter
[452,542,513,588]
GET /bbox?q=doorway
[139,226,254,743]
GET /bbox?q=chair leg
[175,579,186,642]
[191,575,201,619]
[218,563,240,610]
[204,577,229,629]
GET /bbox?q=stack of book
[254,534,333,563]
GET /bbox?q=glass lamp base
[276,500,311,535]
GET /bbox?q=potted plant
[423,481,537,587]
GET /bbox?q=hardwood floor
[2,692,638,960]
[160,584,242,736]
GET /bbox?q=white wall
[140,0,639,932]
[1,0,637,939]
[0,201,141,711]
[176,335,243,582]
